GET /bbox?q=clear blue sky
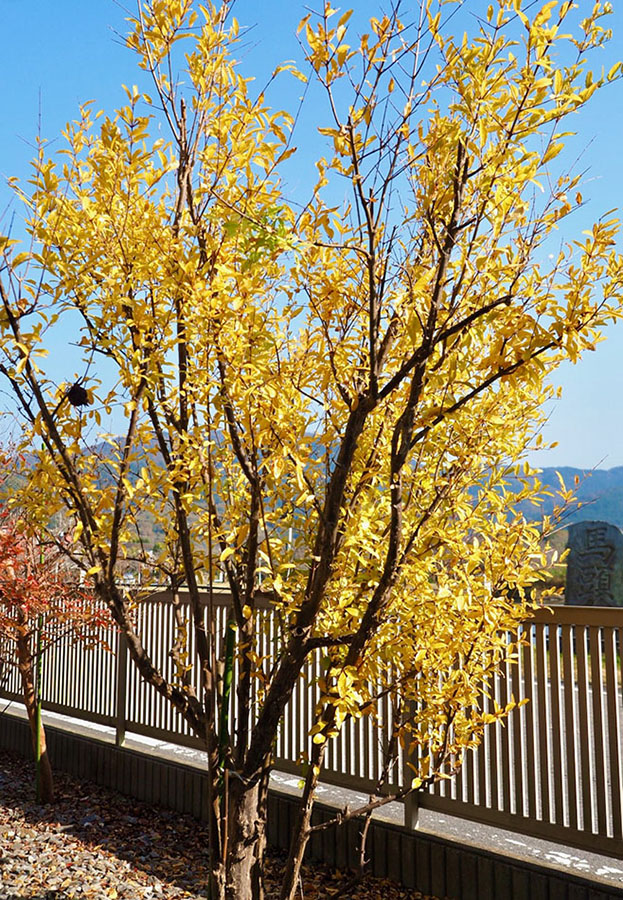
[1,1,622,470]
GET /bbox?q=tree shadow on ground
[0,751,428,899]
[0,751,213,896]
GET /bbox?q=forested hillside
[520,467,623,528]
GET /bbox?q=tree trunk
[214,763,270,900]
[15,630,54,803]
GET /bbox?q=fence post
[402,698,419,829]
[403,788,420,830]
[115,630,128,747]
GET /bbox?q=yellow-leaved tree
[0,1,622,897]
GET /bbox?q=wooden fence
[1,593,622,859]
[422,606,623,857]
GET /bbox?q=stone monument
[565,520,623,607]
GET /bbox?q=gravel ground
[0,751,440,900]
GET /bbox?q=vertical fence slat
[523,628,537,820]
[49,619,58,708]
[589,625,608,837]
[548,623,564,826]
[60,614,68,708]
[605,626,623,839]
[483,682,492,807]
[561,622,579,831]
[86,620,93,716]
[511,640,524,817]
[116,630,128,746]
[160,602,168,734]
[576,626,593,832]
[500,657,512,815]
[489,674,500,811]
[454,738,465,803]
[535,623,550,823]
[141,604,149,733]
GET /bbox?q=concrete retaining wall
[1,713,621,900]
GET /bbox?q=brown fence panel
[417,607,623,859]
[2,594,623,860]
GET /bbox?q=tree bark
[15,630,54,803]
[217,762,270,900]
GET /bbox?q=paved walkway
[3,703,623,891]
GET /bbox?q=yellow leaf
[542,142,564,164]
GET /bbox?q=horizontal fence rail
[1,595,622,859]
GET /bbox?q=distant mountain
[517,466,623,529]
[23,434,623,541]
